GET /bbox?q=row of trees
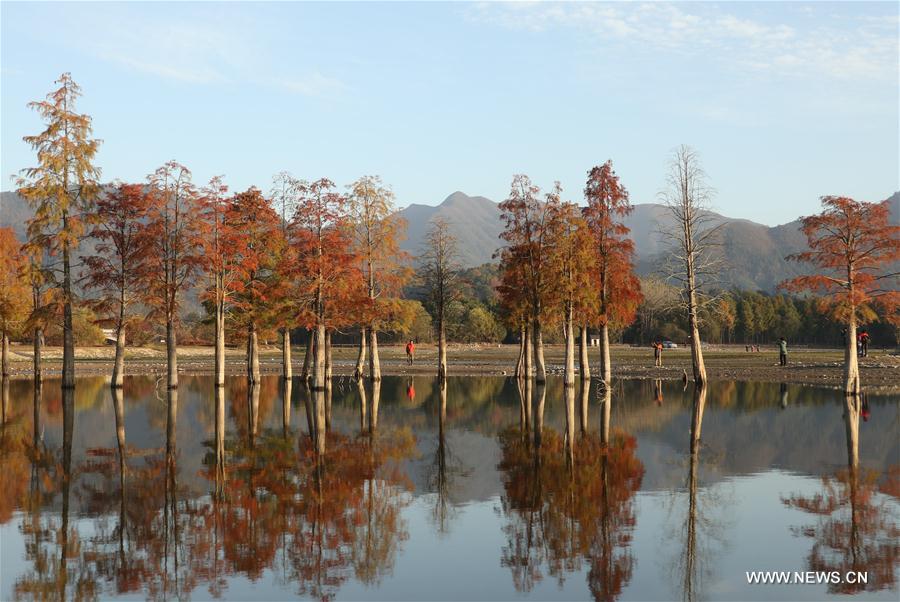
[4,74,898,397]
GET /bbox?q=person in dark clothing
[778,337,788,366]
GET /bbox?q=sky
[1,1,897,225]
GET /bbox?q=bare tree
[659,146,722,386]
[419,218,462,380]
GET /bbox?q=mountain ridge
[3,189,897,293]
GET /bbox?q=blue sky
[2,1,897,225]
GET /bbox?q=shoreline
[3,343,898,391]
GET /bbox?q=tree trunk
[357,378,368,433]
[214,301,225,387]
[282,328,292,380]
[324,330,333,383]
[687,287,707,386]
[62,244,75,389]
[523,323,533,379]
[1,331,8,378]
[532,319,546,384]
[368,327,381,381]
[599,323,611,386]
[355,327,367,380]
[579,325,590,381]
[33,328,42,382]
[166,319,178,389]
[437,320,447,380]
[302,330,313,382]
[313,323,326,390]
[514,324,525,378]
[247,323,261,383]
[844,316,860,395]
[111,324,125,388]
[564,304,575,387]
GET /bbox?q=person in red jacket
[405,340,415,365]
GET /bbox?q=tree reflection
[498,385,644,600]
[677,385,707,602]
[782,395,899,594]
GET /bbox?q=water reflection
[498,380,645,600]
[0,376,896,601]
[783,395,900,594]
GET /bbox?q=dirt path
[5,342,899,390]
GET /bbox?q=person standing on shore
[653,341,663,367]
[405,340,415,365]
[778,337,788,366]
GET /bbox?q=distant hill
[397,190,900,292]
[4,189,898,293]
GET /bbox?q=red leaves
[782,196,900,326]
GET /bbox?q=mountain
[397,190,900,292]
[4,189,898,293]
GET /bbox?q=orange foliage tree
[498,175,563,383]
[139,161,205,389]
[584,160,642,386]
[291,179,362,389]
[16,73,101,389]
[347,175,410,381]
[83,183,151,387]
[782,196,899,395]
[0,228,30,377]
[224,187,287,383]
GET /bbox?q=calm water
[0,375,897,601]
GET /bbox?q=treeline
[1,74,897,397]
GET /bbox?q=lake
[0,375,897,601]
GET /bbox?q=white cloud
[467,1,897,82]
[279,72,349,98]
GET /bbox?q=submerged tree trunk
[599,387,611,446]
[368,327,381,381]
[599,323,611,386]
[369,380,381,433]
[687,289,707,385]
[844,312,860,396]
[282,377,292,436]
[533,319,546,384]
[313,323,326,390]
[324,330,333,383]
[62,243,75,389]
[514,324,526,378]
[437,320,447,380]
[282,328,292,380]
[564,384,575,465]
[33,328,43,382]
[563,304,575,387]
[355,327,367,380]
[1,331,8,379]
[357,378,368,433]
[214,385,226,497]
[579,325,590,381]
[579,380,590,433]
[166,319,178,389]
[247,323,260,383]
[302,330,313,382]
[533,383,546,447]
[112,323,126,388]
[214,300,225,387]
[523,324,533,379]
